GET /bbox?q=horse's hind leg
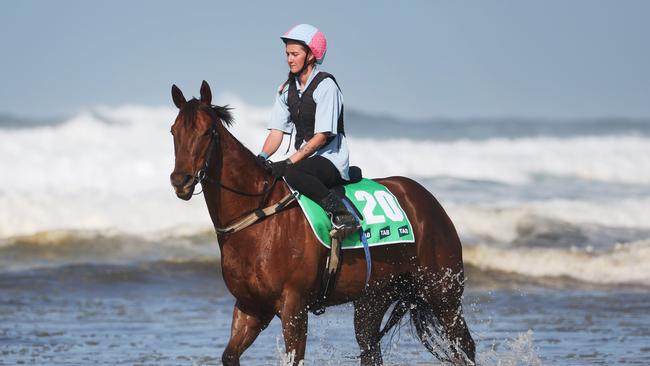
[421,271,476,365]
[353,289,395,366]
[222,301,273,366]
[437,297,475,364]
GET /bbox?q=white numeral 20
[354,190,404,224]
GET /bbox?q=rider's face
[286,42,313,74]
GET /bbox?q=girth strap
[215,192,297,235]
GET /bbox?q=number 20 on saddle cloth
[290,178,416,248]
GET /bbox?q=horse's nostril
[170,173,193,188]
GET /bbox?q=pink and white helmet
[281,24,327,64]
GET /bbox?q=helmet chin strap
[291,55,314,79]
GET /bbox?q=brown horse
[169,81,475,366]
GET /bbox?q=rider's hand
[269,159,292,178]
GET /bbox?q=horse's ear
[171,84,186,109]
[200,80,212,105]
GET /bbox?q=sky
[1,0,649,119]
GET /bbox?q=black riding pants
[284,156,345,203]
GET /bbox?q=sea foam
[464,239,650,286]
[1,100,649,274]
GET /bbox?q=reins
[190,116,295,234]
[192,124,276,198]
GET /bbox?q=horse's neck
[202,125,267,230]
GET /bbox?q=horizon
[3,101,650,124]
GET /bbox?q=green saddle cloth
[291,178,416,249]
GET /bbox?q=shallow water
[1,262,649,365]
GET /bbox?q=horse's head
[169,80,229,200]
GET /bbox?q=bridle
[190,124,217,195]
[189,119,276,201]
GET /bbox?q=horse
[169,81,475,366]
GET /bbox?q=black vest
[286,72,346,150]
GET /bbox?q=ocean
[1,100,649,365]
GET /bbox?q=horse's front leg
[222,301,273,366]
[279,291,309,365]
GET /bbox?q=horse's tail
[378,295,459,363]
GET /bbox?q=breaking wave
[1,98,649,288]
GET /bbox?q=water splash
[275,336,304,366]
[476,330,542,366]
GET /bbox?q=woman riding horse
[257,24,360,239]
[168,25,475,365]
[169,80,475,365]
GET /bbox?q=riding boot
[319,192,361,239]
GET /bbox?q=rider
[257,24,360,238]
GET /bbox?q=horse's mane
[181,98,235,128]
[181,98,260,160]
[211,104,234,128]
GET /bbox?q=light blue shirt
[268,65,350,180]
